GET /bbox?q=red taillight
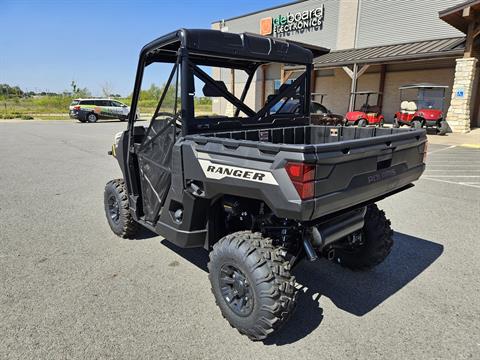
[73,105,80,110]
[285,162,315,200]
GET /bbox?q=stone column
[446,57,478,133]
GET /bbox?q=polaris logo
[198,159,278,185]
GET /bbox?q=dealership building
[211,0,480,132]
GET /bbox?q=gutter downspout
[348,0,362,112]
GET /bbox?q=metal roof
[399,83,449,90]
[313,37,465,68]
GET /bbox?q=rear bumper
[425,120,440,127]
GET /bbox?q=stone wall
[446,57,478,133]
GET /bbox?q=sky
[0,0,286,96]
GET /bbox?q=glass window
[81,100,94,105]
[136,62,181,122]
[270,98,300,114]
[96,100,110,106]
[274,79,293,94]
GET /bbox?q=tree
[101,81,114,98]
[70,80,91,98]
[70,80,78,94]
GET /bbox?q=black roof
[352,91,382,95]
[141,29,328,69]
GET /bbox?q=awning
[439,0,480,33]
[313,37,465,69]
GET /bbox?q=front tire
[104,179,138,238]
[208,231,297,341]
[357,119,367,127]
[438,120,448,135]
[412,120,422,129]
[87,112,98,123]
[331,204,393,271]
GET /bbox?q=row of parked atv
[313,83,449,135]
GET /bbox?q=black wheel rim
[107,195,120,224]
[219,264,254,317]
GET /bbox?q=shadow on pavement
[161,240,209,271]
[160,231,443,345]
[131,227,159,240]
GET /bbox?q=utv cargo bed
[184,125,426,221]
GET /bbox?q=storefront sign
[260,5,325,36]
[455,88,465,98]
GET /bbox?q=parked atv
[310,93,344,126]
[104,29,427,341]
[345,91,384,127]
[269,97,344,126]
[394,83,449,135]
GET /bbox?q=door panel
[136,118,176,222]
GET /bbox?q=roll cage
[122,29,328,220]
[127,29,329,137]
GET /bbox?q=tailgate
[309,127,426,219]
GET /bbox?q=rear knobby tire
[208,231,297,341]
[104,179,138,238]
[331,204,393,271]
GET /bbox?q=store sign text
[260,5,325,36]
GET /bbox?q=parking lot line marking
[427,145,456,155]
[423,175,480,178]
[428,153,479,156]
[422,177,480,188]
[424,169,480,172]
[460,144,480,149]
[426,165,480,167]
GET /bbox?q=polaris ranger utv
[104,29,427,340]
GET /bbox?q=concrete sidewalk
[427,127,480,147]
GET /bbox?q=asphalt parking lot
[0,120,479,359]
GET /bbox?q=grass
[0,96,212,120]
